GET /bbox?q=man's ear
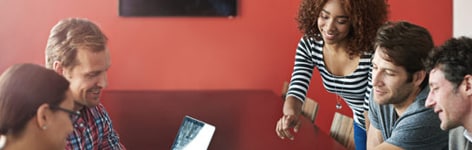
[463,75,472,96]
[53,61,64,75]
[413,70,426,87]
[36,104,51,130]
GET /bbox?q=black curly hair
[297,0,388,56]
[425,37,472,89]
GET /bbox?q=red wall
[0,0,301,91]
[0,0,452,134]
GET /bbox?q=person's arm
[367,124,403,150]
[370,143,403,150]
[366,123,382,149]
[98,105,126,150]
[366,92,401,150]
[285,36,317,102]
[100,122,126,150]
[366,93,402,150]
[364,111,370,132]
[276,96,303,140]
[276,36,317,140]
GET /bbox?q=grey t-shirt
[369,87,448,149]
[449,126,472,150]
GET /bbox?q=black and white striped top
[286,37,373,130]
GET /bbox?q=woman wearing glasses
[0,63,80,150]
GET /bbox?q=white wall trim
[454,0,472,37]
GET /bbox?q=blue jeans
[353,122,366,150]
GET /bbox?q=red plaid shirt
[65,104,125,150]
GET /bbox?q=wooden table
[101,90,346,150]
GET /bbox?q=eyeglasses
[50,105,81,121]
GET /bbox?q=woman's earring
[42,125,48,130]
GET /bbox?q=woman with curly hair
[276,0,388,149]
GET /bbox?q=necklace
[324,44,344,110]
[335,77,344,110]
[336,96,342,109]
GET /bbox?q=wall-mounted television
[119,0,237,17]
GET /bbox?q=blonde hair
[45,18,108,69]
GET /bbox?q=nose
[97,72,108,88]
[326,19,336,33]
[372,70,383,87]
[425,92,436,108]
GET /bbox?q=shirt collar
[463,129,472,143]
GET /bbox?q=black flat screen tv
[119,0,237,17]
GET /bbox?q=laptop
[171,116,216,150]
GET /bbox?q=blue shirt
[369,87,448,149]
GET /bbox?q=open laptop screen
[171,116,216,150]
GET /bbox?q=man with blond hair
[45,18,125,150]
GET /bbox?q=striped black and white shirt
[286,36,373,129]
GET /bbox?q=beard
[375,82,414,105]
[388,83,414,105]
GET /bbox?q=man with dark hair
[366,21,448,149]
[425,36,472,150]
[45,18,125,149]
